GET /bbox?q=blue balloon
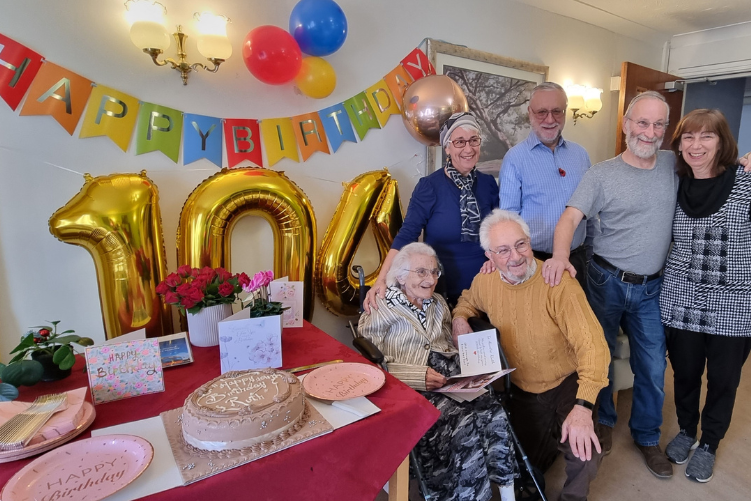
[289,0,348,57]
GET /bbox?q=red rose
[190,268,201,278]
[218,281,235,297]
[164,291,179,304]
[191,275,210,291]
[155,282,170,295]
[188,286,204,302]
[175,283,193,296]
[165,273,181,288]
[180,296,197,309]
[198,267,216,281]
[216,267,232,282]
[176,265,193,278]
[237,272,251,289]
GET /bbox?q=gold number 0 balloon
[49,171,173,339]
[316,169,403,316]
[177,168,317,320]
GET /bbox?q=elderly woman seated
[358,242,517,501]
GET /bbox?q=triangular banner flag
[260,117,299,167]
[384,64,413,111]
[79,85,140,152]
[344,92,380,141]
[183,113,222,167]
[223,118,263,168]
[318,103,356,153]
[135,102,183,163]
[401,48,435,81]
[292,112,329,162]
[365,80,400,127]
[0,33,44,111]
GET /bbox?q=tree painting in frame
[426,40,548,177]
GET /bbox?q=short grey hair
[624,90,669,119]
[479,209,531,252]
[386,242,439,287]
[530,82,567,105]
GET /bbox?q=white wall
[0,0,665,358]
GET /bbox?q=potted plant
[2,321,94,385]
[157,265,250,347]
[242,270,288,317]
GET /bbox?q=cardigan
[452,260,609,404]
[357,290,457,391]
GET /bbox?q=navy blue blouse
[392,169,500,302]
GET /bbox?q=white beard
[501,258,538,284]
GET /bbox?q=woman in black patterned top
[660,109,751,483]
[358,242,517,501]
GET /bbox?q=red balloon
[243,25,303,85]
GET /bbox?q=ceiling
[516,0,751,42]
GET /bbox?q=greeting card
[218,309,283,373]
[269,279,303,327]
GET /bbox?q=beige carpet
[376,363,751,500]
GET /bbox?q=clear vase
[186,303,233,347]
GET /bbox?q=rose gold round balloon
[401,75,469,146]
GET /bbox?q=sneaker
[686,444,715,483]
[666,430,699,464]
[595,423,613,456]
[636,443,673,478]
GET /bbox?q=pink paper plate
[1,434,153,501]
[303,362,385,401]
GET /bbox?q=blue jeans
[586,259,666,446]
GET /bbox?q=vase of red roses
[156,265,250,347]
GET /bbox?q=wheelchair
[347,266,547,501]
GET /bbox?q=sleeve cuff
[387,364,428,391]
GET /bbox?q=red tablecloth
[0,321,440,500]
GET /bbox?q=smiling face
[624,97,668,160]
[444,126,480,176]
[485,220,536,284]
[399,253,438,304]
[680,129,720,177]
[529,89,567,147]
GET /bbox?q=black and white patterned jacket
[660,166,751,336]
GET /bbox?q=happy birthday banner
[0,32,435,167]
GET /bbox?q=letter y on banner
[0,33,44,111]
[400,48,435,82]
[184,114,222,167]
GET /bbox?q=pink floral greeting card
[269,280,303,328]
[218,310,283,373]
[84,339,165,404]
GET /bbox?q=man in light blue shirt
[499,82,591,289]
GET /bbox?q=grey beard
[501,258,538,284]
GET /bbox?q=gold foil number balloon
[401,74,469,146]
[316,170,403,316]
[177,168,317,320]
[49,171,173,340]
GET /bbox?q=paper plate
[0,401,96,463]
[1,434,153,501]
[303,362,385,401]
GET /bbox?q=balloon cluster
[242,0,347,99]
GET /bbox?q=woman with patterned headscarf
[364,112,499,310]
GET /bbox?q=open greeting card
[434,329,514,393]
[217,309,283,373]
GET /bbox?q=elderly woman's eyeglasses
[487,240,530,259]
[409,268,442,279]
[450,137,482,148]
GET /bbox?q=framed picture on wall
[425,39,548,177]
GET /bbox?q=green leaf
[1,360,44,387]
[52,345,72,365]
[76,337,95,347]
[50,320,61,326]
[31,325,54,331]
[9,352,29,364]
[58,352,76,371]
[0,383,18,402]
[9,334,36,354]
[59,330,75,335]
[51,335,82,345]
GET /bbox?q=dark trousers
[507,373,601,501]
[666,327,751,450]
[534,245,588,294]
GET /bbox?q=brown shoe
[595,423,613,456]
[636,444,673,478]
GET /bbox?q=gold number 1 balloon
[177,168,317,320]
[316,170,403,316]
[49,171,173,340]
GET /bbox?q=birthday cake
[181,368,305,451]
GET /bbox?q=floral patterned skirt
[415,352,517,501]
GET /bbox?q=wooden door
[615,62,684,156]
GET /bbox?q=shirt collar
[526,131,566,151]
[385,286,434,310]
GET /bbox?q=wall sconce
[125,0,231,85]
[566,85,603,124]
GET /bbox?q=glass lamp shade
[567,84,586,109]
[197,35,232,60]
[130,20,170,50]
[584,88,603,112]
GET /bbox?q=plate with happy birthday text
[0,434,153,501]
[302,362,385,401]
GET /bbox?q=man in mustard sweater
[453,209,610,501]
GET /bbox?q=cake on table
[182,368,305,452]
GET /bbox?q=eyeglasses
[409,268,442,279]
[487,240,530,259]
[626,117,668,132]
[450,136,482,148]
[530,108,565,120]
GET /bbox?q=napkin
[0,387,86,444]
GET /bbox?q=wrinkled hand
[561,404,601,461]
[451,317,473,348]
[363,279,387,314]
[425,368,447,390]
[542,257,576,287]
[480,259,496,274]
[741,151,751,172]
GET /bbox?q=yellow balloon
[294,57,337,99]
[49,171,173,340]
[401,75,469,146]
[177,168,317,321]
[316,170,403,316]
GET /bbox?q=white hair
[625,90,669,119]
[530,82,567,104]
[386,242,439,287]
[479,209,531,251]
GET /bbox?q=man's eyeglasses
[530,108,565,120]
[487,240,530,259]
[626,117,668,132]
[450,136,482,148]
[409,268,442,279]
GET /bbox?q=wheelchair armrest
[466,316,511,394]
[353,337,385,366]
